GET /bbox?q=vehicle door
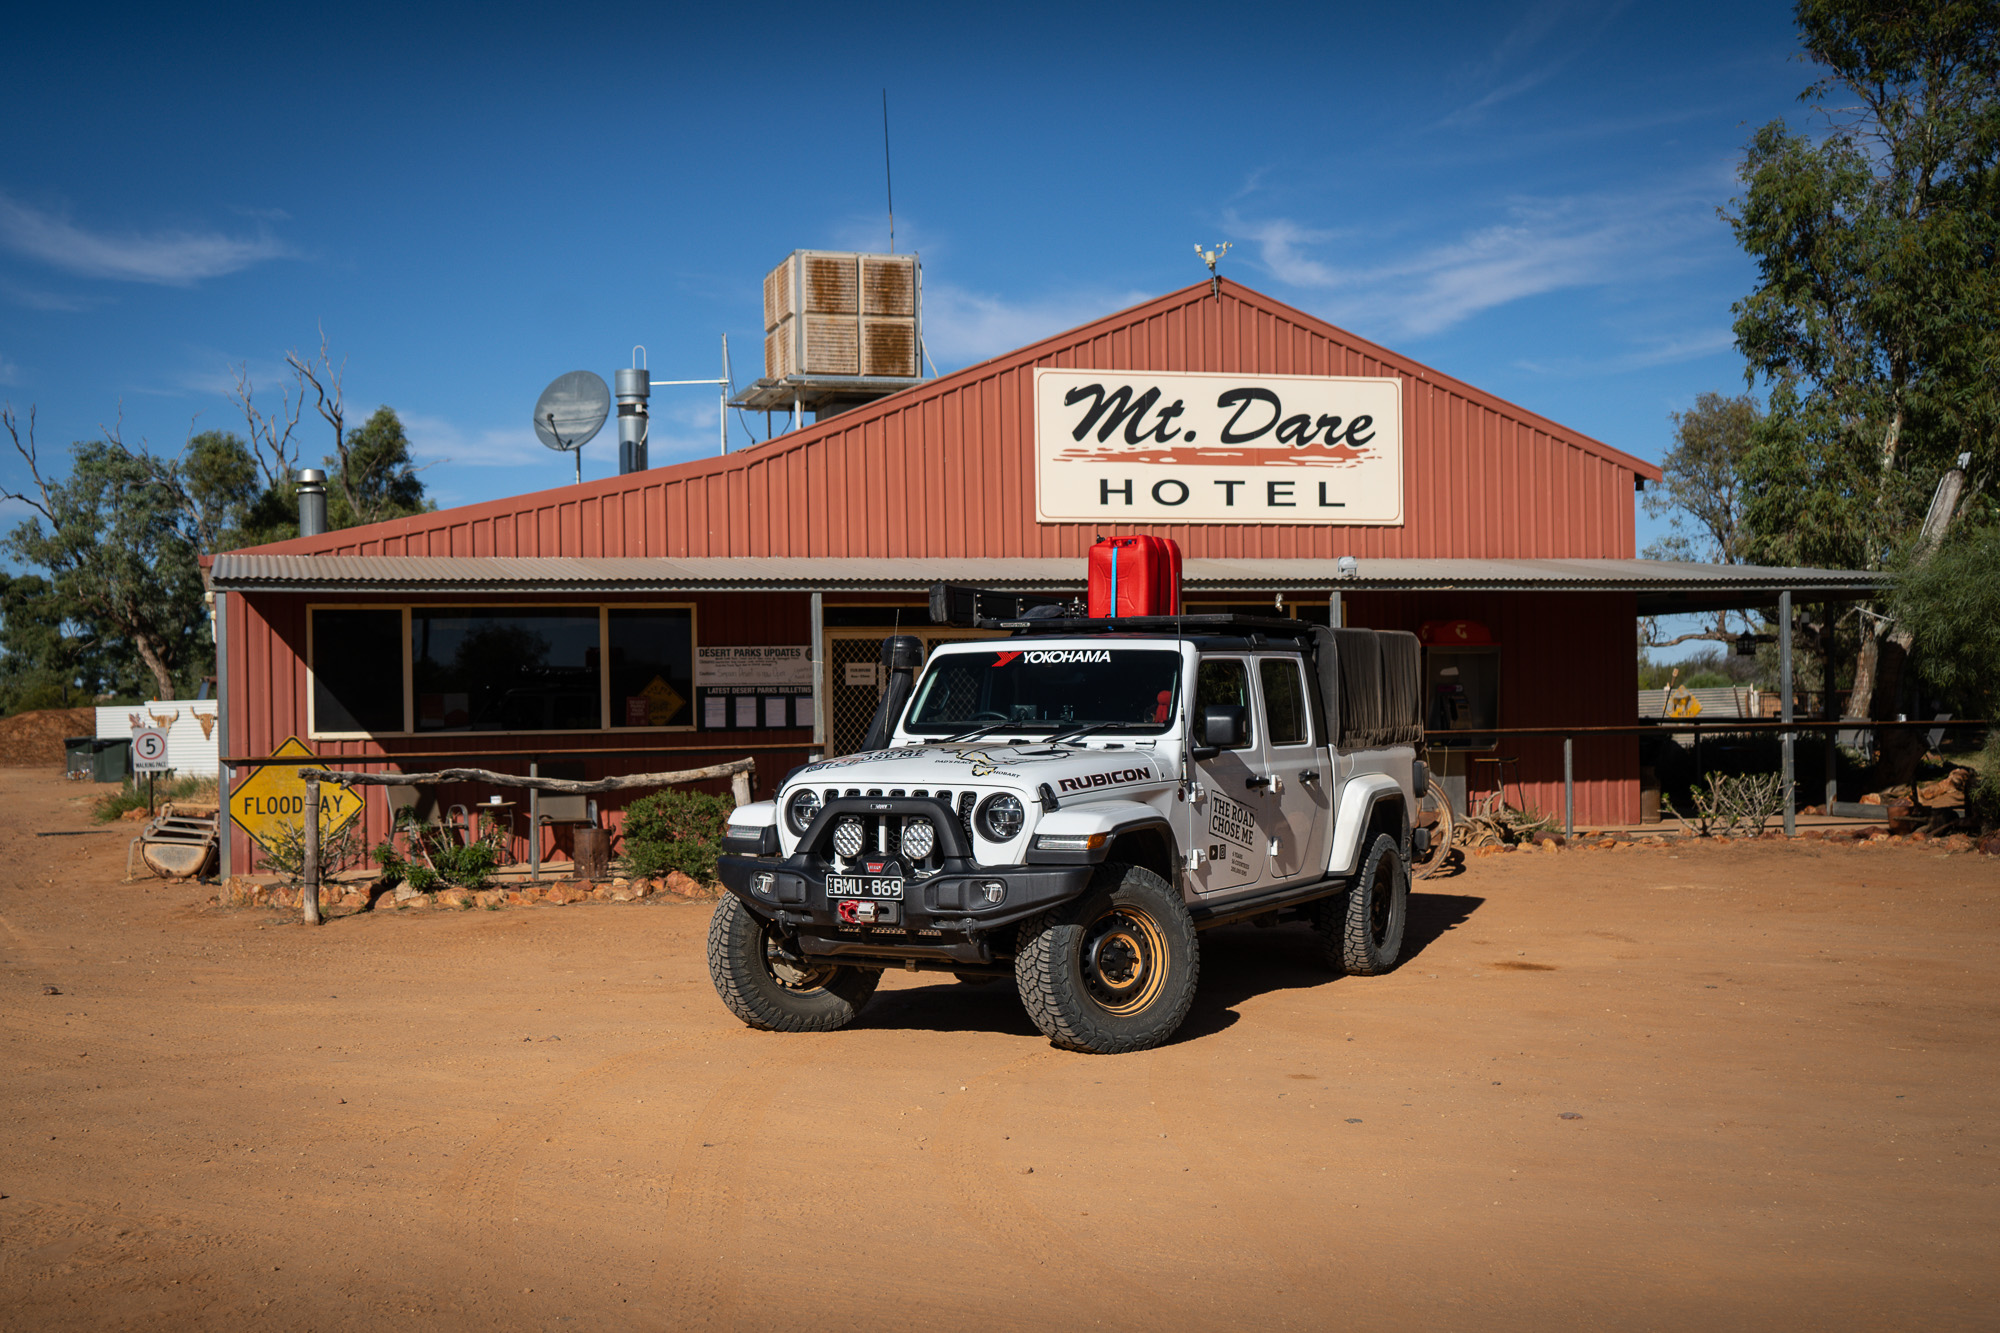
[1250,654,1332,887]
[1182,655,1267,895]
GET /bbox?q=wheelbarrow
[127,802,221,881]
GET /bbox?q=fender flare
[1327,774,1410,878]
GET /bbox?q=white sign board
[1034,368,1403,525]
[694,645,812,687]
[132,727,171,773]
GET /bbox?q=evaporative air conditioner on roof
[762,250,921,380]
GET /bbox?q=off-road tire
[1313,832,1407,975]
[707,895,880,1032]
[1014,863,1199,1054]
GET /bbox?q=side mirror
[1198,704,1248,749]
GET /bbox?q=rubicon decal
[1056,766,1152,793]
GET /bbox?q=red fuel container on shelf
[1087,536,1183,618]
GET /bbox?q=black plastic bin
[80,737,131,783]
[64,736,95,779]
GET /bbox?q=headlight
[831,817,867,858]
[975,793,1026,842]
[785,788,822,835]
[900,816,935,859]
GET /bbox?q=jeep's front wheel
[1015,863,1200,1054]
[707,895,880,1032]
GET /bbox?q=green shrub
[622,787,734,883]
[373,813,503,890]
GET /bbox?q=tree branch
[288,325,352,521]
[231,362,301,490]
[0,403,55,522]
[297,759,755,795]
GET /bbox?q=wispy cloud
[0,191,290,285]
[1438,0,1631,126]
[401,413,549,469]
[1512,327,1740,377]
[1227,173,1724,340]
[1,279,110,312]
[0,352,21,386]
[923,282,1152,367]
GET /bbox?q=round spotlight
[785,788,822,835]
[900,816,935,860]
[831,817,867,859]
[976,793,1026,842]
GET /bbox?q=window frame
[305,600,699,740]
[306,604,414,739]
[1256,654,1315,749]
[1193,654,1257,751]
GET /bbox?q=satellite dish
[533,371,610,484]
[534,371,611,452]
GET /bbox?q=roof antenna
[1195,242,1231,298]
[883,89,895,255]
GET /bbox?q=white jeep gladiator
[711,612,1429,1054]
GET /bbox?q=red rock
[1980,835,2000,856]
[664,870,703,896]
[1941,834,1975,852]
[435,888,473,910]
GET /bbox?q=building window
[609,608,695,728]
[310,609,406,734]
[412,609,602,732]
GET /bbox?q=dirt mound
[0,707,99,768]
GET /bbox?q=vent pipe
[615,368,650,474]
[297,469,328,537]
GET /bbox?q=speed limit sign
[132,726,171,773]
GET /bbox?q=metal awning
[206,553,1882,613]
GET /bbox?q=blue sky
[3,0,1805,636]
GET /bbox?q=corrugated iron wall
[1344,590,1639,827]
[223,590,816,874]
[248,281,1651,566]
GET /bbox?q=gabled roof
[232,279,1662,564]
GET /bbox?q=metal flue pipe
[297,469,327,537]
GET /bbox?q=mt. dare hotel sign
[1034,368,1404,524]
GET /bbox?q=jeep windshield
[904,647,1182,737]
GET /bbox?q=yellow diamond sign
[229,736,365,854]
[639,675,686,725]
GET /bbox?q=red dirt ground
[2,767,1995,1331]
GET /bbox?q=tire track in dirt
[433,1040,701,1319]
[643,1034,806,1330]
[931,1047,1135,1328]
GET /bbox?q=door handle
[1245,776,1272,790]
[1300,770,1321,784]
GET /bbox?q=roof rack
[971,613,1318,636]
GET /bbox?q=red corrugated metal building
[209,278,1869,875]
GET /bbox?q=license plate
[826,875,904,900]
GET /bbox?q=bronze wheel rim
[762,930,835,991]
[1080,906,1169,1016]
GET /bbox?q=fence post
[1563,736,1573,841]
[731,768,753,807]
[302,776,322,927]
[529,760,540,883]
[1780,589,1795,837]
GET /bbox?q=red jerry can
[1087,536,1183,617]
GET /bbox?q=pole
[302,776,322,926]
[1563,736,1573,841]
[529,760,541,883]
[720,334,730,456]
[1780,590,1795,837]
[809,592,826,760]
